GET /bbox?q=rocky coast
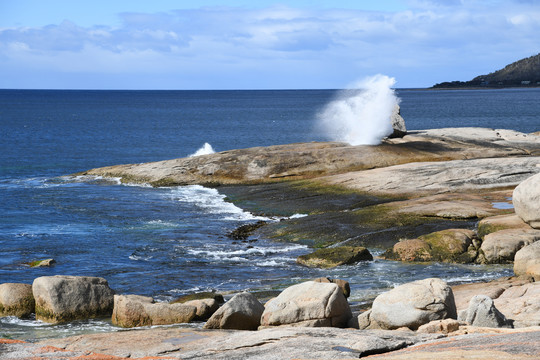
[2,126,540,359]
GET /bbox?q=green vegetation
[432,53,540,89]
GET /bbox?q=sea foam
[189,142,215,157]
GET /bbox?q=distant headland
[432,53,540,89]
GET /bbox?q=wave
[169,185,271,221]
[187,244,306,258]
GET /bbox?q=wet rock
[261,281,352,328]
[384,229,477,263]
[227,220,267,240]
[480,228,540,263]
[513,172,540,229]
[112,294,197,328]
[32,275,115,323]
[313,277,351,298]
[458,295,511,328]
[28,259,56,267]
[296,246,372,268]
[477,214,532,239]
[514,241,540,279]
[417,318,460,334]
[365,278,457,330]
[204,292,264,330]
[0,283,35,318]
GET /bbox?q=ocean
[1,88,539,340]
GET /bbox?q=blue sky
[1,0,539,89]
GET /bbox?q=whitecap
[169,185,271,221]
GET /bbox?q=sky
[1,0,539,89]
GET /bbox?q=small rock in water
[296,246,372,268]
[28,259,56,267]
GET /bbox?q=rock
[480,228,540,263]
[417,318,460,334]
[296,246,372,268]
[170,291,224,320]
[513,172,540,228]
[28,326,444,360]
[367,278,457,330]
[112,294,197,328]
[204,292,264,330]
[260,281,352,328]
[384,229,477,263]
[451,276,533,312]
[493,282,540,327]
[321,156,540,197]
[313,277,351,298]
[32,275,115,324]
[458,295,511,328]
[389,104,407,138]
[477,214,532,239]
[227,221,267,240]
[80,128,540,187]
[0,283,35,318]
[514,241,540,279]
[170,291,224,304]
[28,259,56,267]
[183,298,220,321]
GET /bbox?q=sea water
[1,88,539,340]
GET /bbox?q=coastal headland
[3,127,540,359]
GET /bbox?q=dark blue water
[1,88,538,339]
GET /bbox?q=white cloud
[0,2,539,89]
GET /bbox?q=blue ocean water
[1,88,539,339]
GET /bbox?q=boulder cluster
[2,273,539,334]
[382,172,540,277]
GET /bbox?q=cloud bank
[1,1,539,89]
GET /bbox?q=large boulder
[0,283,35,318]
[296,246,372,268]
[514,241,540,279]
[384,229,477,263]
[32,275,115,323]
[513,172,540,228]
[477,214,532,239]
[480,229,540,263]
[204,292,264,330]
[493,282,540,328]
[362,278,457,330]
[260,281,352,328]
[458,295,511,328]
[112,295,197,328]
[388,104,407,138]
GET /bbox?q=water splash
[189,142,215,157]
[317,74,400,145]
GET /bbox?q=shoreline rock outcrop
[359,278,457,330]
[32,275,115,324]
[112,294,197,328]
[203,292,264,330]
[260,281,352,328]
[513,172,540,228]
[0,283,34,318]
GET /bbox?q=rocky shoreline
[2,126,540,359]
